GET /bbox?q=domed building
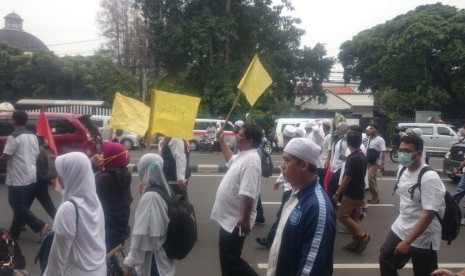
[0,12,48,52]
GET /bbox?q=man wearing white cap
[267,138,336,276]
[304,120,324,147]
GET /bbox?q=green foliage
[135,0,334,117]
[0,42,138,106]
[339,3,465,117]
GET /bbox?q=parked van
[274,118,310,148]
[398,123,458,154]
[90,115,142,150]
[0,111,91,178]
[191,119,235,151]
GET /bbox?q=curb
[131,165,446,177]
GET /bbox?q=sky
[1,0,465,59]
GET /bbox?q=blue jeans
[453,173,465,205]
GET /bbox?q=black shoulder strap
[145,185,171,203]
[392,166,408,195]
[408,166,432,203]
[67,199,79,227]
[11,128,31,138]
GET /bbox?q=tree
[98,0,154,101]
[0,42,138,106]
[339,3,465,117]
[134,0,334,116]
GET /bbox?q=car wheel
[190,140,198,151]
[121,138,134,150]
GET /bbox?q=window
[48,118,76,135]
[438,127,451,136]
[419,127,433,135]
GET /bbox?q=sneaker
[367,198,380,204]
[255,216,265,225]
[341,242,360,253]
[255,237,271,248]
[461,218,465,226]
[357,233,372,253]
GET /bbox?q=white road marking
[262,202,394,206]
[257,263,465,269]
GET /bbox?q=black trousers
[266,190,292,243]
[379,230,438,276]
[256,195,264,219]
[219,227,258,276]
[8,184,46,238]
[27,177,56,220]
[328,169,342,209]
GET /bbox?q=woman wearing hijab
[94,142,132,252]
[44,152,106,276]
[94,142,132,274]
[123,153,174,276]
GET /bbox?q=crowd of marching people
[0,110,463,275]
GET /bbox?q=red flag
[36,111,57,155]
[36,111,59,188]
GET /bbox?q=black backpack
[145,186,197,260]
[35,199,79,273]
[394,166,461,245]
[258,144,273,177]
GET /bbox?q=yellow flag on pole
[237,54,273,106]
[148,90,200,140]
[108,92,150,135]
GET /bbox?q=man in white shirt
[365,124,386,204]
[379,135,445,276]
[211,123,262,276]
[0,110,48,239]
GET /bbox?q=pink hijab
[102,142,130,168]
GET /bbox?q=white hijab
[131,153,171,251]
[54,152,106,269]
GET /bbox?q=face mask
[398,152,414,167]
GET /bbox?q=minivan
[398,123,459,154]
[0,111,91,177]
[90,115,142,150]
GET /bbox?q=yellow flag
[109,92,150,135]
[148,90,200,140]
[237,54,273,106]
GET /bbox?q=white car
[90,115,142,150]
[398,123,459,154]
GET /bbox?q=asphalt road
[0,150,462,276]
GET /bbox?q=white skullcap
[305,120,316,129]
[412,128,422,136]
[322,119,332,127]
[234,120,244,127]
[283,125,297,138]
[295,128,305,138]
[284,138,321,165]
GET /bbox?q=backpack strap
[392,166,408,195]
[408,166,432,203]
[67,199,79,227]
[145,186,171,203]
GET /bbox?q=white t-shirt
[366,135,386,165]
[330,139,348,172]
[211,149,262,233]
[391,165,445,250]
[317,134,331,169]
[3,130,39,186]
